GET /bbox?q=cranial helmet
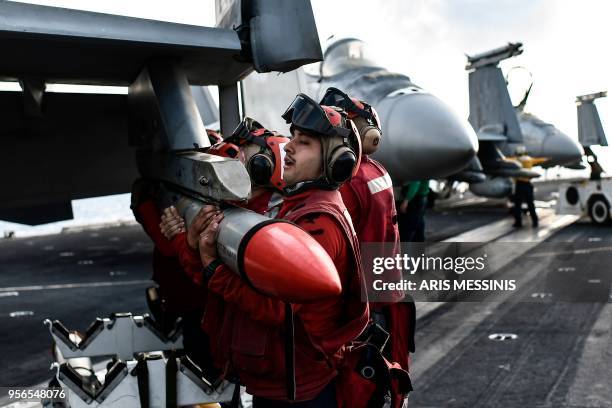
[281,93,361,187]
[320,87,382,155]
[227,117,289,190]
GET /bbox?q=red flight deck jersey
[340,156,399,246]
[205,188,368,401]
[340,156,414,375]
[339,156,402,302]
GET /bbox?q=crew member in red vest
[159,118,287,284]
[321,88,415,407]
[196,94,368,407]
[130,130,226,371]
[159,120,289,389]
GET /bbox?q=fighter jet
[240,38,479,183]
[456,42,583,198]
[514,76,584,169]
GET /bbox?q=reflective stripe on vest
[367,173,393,195]
[343,209,357,237]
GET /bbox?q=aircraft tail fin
[467,44,524,144]
[576,91,607,147]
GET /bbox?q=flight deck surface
[1,204,611,407]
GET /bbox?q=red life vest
[203,189,368,401]
[341,156,399,245]
[341,157,414,379]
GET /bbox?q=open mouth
[284,155,295,168]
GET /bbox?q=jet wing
[0,91,135,225]
[0,0,323,225]
[0,1,252,86]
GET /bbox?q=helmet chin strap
[283,177,338,196]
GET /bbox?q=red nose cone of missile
[242,222,342,303]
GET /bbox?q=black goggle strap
[244,133,272,149]
[353,105,375,123]
[333,126,352,139]
[320,88,375,123]
[227,120,273,148]
[228,120,249,142]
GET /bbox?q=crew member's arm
[207,266,286,325]
[208,213,348,331]
[403,181,420,202]
[174,233,206,285]
[399,181,420,214]
[131,179,180,256]
[133,200,178,257]
[159,206,220,285]
[198,210,286,326]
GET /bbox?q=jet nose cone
[542,130,583,166]
[372,91,478,181]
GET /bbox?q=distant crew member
[196,95,368,407]
[509,146,547,228]
[398,180,430,242]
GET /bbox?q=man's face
[283,129,323,186]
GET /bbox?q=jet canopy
[321,38,380,77]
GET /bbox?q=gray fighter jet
[457,42,583,198]
[241,38,479,183]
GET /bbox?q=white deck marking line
[0,280,151,293]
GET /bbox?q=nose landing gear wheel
[589,198,610,225]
